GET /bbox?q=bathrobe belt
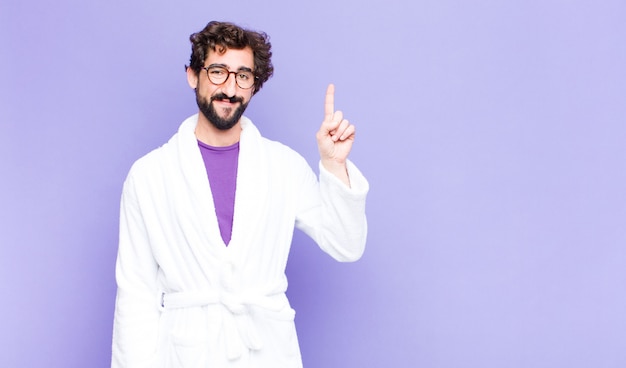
[159,288,293,360]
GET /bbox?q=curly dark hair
[188,21,274,94]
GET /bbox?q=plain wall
[1,0,625,367]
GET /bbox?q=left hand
[317,84,356,169]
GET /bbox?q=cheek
[200,86,219,100]
[242,91,254,103]
[196,78,215,93]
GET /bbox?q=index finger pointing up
[325,83,335,119]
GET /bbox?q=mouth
[211,93,243,105]
[214,99,238,108]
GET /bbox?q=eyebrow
[207,63,254,73]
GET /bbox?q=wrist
[321,159,350,187]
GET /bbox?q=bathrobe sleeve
[295,159,369,262]
[111,171,161,368]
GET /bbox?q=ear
[186,66,198,89]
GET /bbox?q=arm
[295,84,369,261]
[111,174,160,368]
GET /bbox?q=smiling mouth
[211,93,243,104]
[216,99,237,104]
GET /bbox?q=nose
[222,72,238,97]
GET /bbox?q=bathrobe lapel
[170,115,226,282]
[229,117,269,253]
[169,115,270,278]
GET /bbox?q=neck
[195,114,242,147]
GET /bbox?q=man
[112,21,368,367]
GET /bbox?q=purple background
[2,0,625,367]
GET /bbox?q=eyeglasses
[202,65,257,89]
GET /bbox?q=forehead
[205,47,254,69]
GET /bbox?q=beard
[196,90,248,131]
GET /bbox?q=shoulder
[260,136,311,169]
[126,114,197,179]
[244,118,305,157]
[125,127,183,184]
[123,145,167,188]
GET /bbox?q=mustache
[211,93,243,104]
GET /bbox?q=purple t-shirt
[197,140,239,245]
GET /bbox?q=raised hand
[316,84,355,186]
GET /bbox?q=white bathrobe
[112,114,368,368]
